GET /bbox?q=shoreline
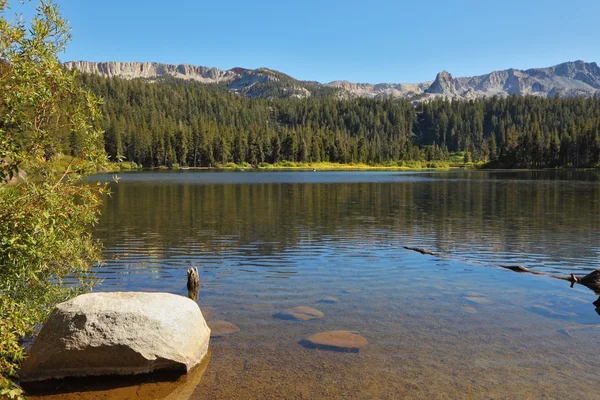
[108,161,461,172]
[107,162,600,173]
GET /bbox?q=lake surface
[35,170,600,399]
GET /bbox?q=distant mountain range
[65,60,600,101]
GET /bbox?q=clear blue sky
[11,0,600,83]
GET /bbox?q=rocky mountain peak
[426,70,458,96]
[65,60,600,101]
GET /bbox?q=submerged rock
[273,306,324,321]
[343,288,361,294]
[200,306,217,319]
[241,303,275,311]
[20,292,211,382]
[463,296,492,305]
[318,297,340,304]
[301,330,368,353]
[208,320,240,337]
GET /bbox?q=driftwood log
[403,243,600,295]
[187,267,200,301]
[403,246,437,256]
[499,265,543,275]
[403,243,600,316]
[555,269,600,292]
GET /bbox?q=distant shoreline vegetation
[108,160,454,171]
[76,73,600,171]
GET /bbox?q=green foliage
[79,74,425,167]
[117,161,141,170]
[81,72,600,169]
[0,0,107,395]
[418,96,600,168]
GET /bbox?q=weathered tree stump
[579,269,600,290]
[187,267,200,301]
[555,269,600,292]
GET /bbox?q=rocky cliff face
[64,61,312,99]
[326,80,431,99]
[65,61,237,83]
[425,71,459,96]
[65,60,600,101]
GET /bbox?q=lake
[34,170,600,399]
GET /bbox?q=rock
[273,306,324,321]
[241,303,274,311]
[318,297,340,304]
[301,331,368,353]
[20,292,210,382]
[200,306,217,319]
[64,61,237,83]
[208,320,240,337]
[65,60,600,101]
[425,71,458,96]
[463,296,492,305]
[558,324,600,338]
[343,288,361,294]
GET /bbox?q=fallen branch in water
[553,269,600,292]
[403,244,599,293]
[403,246,437,256]
[499,265,544,275]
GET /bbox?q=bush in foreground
[0,1,107,397]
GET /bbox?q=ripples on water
[54,170,600,399]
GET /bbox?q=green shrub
[0,1,107,396]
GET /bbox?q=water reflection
[81,170,600,399]
[95,170,600,288]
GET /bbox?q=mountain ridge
[64,60,600,101]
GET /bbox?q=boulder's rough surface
[273,306,324,321]
[301,330,368,353]
[20,292,210,382]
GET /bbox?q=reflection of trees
[94,171,600,267]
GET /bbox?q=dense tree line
[79,73,600,168]
[419,96,600,167]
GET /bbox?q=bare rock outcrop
[65,60,600,101]
[426,70,459,96]
[64,61,237,83]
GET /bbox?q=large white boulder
[20,292,210,382]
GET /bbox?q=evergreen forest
[78,73,600,169]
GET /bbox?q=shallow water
[30,170,600,399]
